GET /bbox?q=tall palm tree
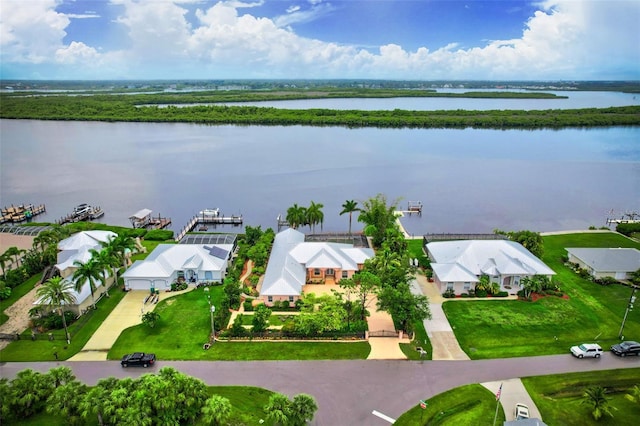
[340,199,360,235]
[306,201,324,233]
[4,246,25,269]
[72,258,103,310]
[581,386,615,420]
[0,252,8,280]
[100,234,136,291]
[36,276,77,344]
[286,204,307,230]
[89,248,112,295]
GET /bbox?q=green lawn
[523,368,640,425]
[394,384,504,425]
[109,286,371,360]
[0,288,126,362]
[444,232,640,359]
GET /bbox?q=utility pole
[618,286,637,339]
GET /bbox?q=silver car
[570,343,603,358]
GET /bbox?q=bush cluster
[30,310,76,331]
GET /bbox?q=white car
[570,343,603,358]
[514,403,530,420]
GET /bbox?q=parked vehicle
[610,341,640,357]
[570,343,603,358]
[514,403,530,420]
[121,352,156,367]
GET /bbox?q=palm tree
[36,276,77,344]
[201,395,232,425]
[4,246,25,269]
[306,201,324,233]
[72,258,103,310]
[581,386,615,420]
[625,384,640,406]
[100,234,136,291]
[89,248,112,295]
[0,252,8,280]
[340,199,361,235]
[286,204,307,230]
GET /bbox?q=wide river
[1,94,639,236]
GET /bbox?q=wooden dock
[56,206,104,225]
[1,203,46,223]
[175,213,243,242]
[129,209,171,230]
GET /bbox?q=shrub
[616,222,640,236]
[442,288,456,298]
[281,300,290,309]
[594,276,618,286]
[243,300,254,311]
[495,291,509,297]
[32,310,76,331]
[475,289,488,298]
[144,229,173,241]
[0,282,11,300]
[229,315,247,337]
[460,293,469,298]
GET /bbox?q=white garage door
[126,279,152,290]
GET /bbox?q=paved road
[2,355,638,425]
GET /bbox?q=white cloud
[0,0,69,64]
[0,0,638,80]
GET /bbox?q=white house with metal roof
[260,228,374,306]
[122,243,232,291]
[37,230,118,315]
[426,240,555,295]
[566,247,640,280]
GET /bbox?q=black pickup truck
[121,352,156,368]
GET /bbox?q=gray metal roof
[566,247,640,272]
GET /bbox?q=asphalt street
[2,354,639,425]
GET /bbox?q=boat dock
[56,205,104,225]
[175,211,243,242]
[1,204,46,223]
[129,209,172,230]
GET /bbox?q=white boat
[199,208,220,218]
[73,203,91,217]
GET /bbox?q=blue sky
[1,0,639,80]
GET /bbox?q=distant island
[1,80,639,129]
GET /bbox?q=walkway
[69,288,193,361]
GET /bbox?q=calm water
[168,90,640,111]
[1,117,638,236]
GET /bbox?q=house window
[268,296,273,303]
[314,268,321,276]
[177,270,185,279]
[342,271,348,278]
[513,276,520,286]
[463,282,471,290]
[205,271,213,280]
[327,268,335,276]
[289,296,294,302]
[447,282,454,290]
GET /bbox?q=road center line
[372,410,396,423]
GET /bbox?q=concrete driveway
[69,288,192,361]
[483,379,543,422]
[411,275,469,360]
